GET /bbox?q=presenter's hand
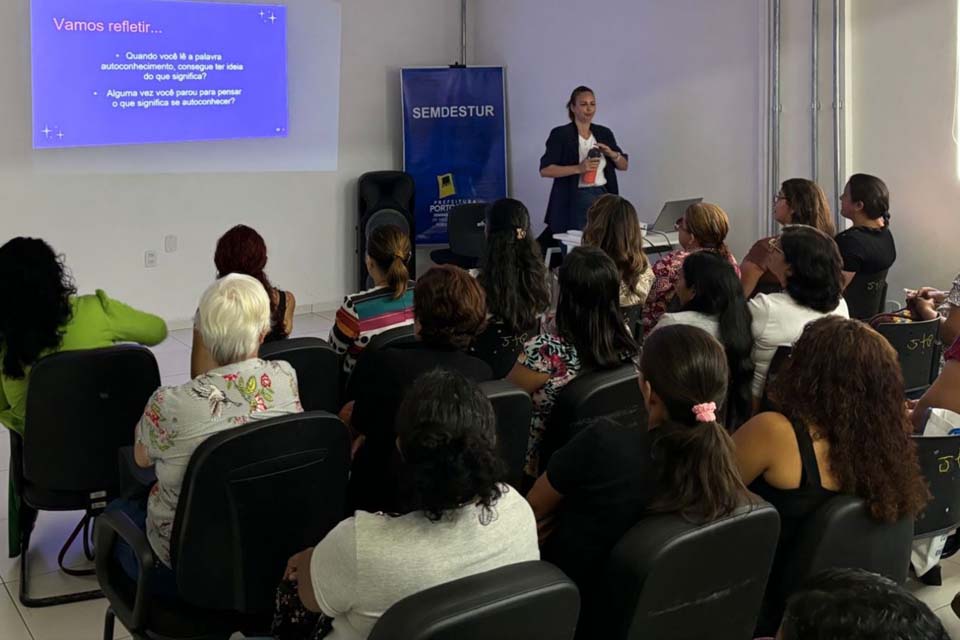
[596,142,618,158]
[579,157,601,174]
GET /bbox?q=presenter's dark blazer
[539,122,627,233]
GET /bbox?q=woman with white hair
[107,273,303,596]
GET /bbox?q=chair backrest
[603,503,780,640]
[368,561,580,640]
[912,434,960,538]
[760,345,792,412]
[172,411,350,613]
[542,364,645,468]
[365,324,418,354]
[478,380,532,489]
[447,203,488,259]
[622,305,643,342]
[259,337,340,412]
[844,269,889,320]
[875,317,942,394]
[23,345,160,496]
[780,494,912,594]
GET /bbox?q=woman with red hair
[191,225,296,376]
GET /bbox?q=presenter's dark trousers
[571,186,607,231]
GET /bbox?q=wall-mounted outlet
[164,235,178,253]
[144,250,158,268]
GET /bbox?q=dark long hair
[396,369,506,522]
[414,265,488,350]
[478,199,550,334]
[367,224,412,299]
[641,325,749,522]
[847,173,890,226]
[583,194,650,295]
[769,317,929,523]
[680,252,754,430]
[566,85,594,122]
[780,178,836,235]
[556,247,638,368]
[214,225,284,337]
[0,238,76,378]
[779,225,843,313]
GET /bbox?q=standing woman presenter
[539,86,629,247]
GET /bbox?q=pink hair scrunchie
[691,402,717,423]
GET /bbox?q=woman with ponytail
[469,199,551,377]
[836,173,896,288]
[191,225,296,376]
[526,324,749,637]
[329,224,415,375]
[652,251,754,430]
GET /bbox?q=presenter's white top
[748,292,849,397]
[578,133,607,188]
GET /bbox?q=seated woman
[191,225,296,377]
[0,237,166,557]
[469,199,551,378]
[507,246,638,478]
[527,325,751,638]
[329,224,414,376]
[112,274,302,595]
[749,225,849,403]
[345,265,492,512]
[642,202,740,334]
[582,194,655,308]
[734,316,928,633]
[741,178,835,298]
[911,335,960,432]
[280,370,538,640]
[653,251,754,430]
[836,173,896,288]
[907,274,960,346]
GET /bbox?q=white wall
[848,0,959,299]
[471,0,767,258]
[0,0,461,326]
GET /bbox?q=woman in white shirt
[654,251,754,430]
[749,225,849,405]
[280,369,539,640]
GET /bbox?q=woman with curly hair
[191,225,296,376]
[280,370,538,640]
[0,237,166,555]
[469,199,551,378]
[748,225,848,403]
[734,316,929,632]
[345,265,493,512]
[582,194,654,307]
[740,178,835,298]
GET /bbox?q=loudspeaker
[357,171,416,289]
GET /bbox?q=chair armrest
[94,510,158,631]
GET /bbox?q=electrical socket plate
[164,235,178,253]
[144,250,158,268]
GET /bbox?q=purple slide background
[31,0,287,149]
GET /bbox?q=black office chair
[760,345,793,412]
[364,324,418,354]
[844,269,889,320]
[259,337,340,412]
[913,434,960,539]
[541,364,646,469]
[875,317,942,396]
[622,305,643,342]
[12,345,160,607]
[602,503,780,640]
[96,411,351,640]
[478,380,532,489]
[429,203,488,270]
[367,561,580,640]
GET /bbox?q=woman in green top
[0,237,168,556]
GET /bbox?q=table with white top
[552,229,680,255]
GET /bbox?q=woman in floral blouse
[108,274,302,596]
[507,247,638,478]
[642,202,740,335]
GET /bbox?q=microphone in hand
[583,147,602,184]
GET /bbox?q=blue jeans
[104,498,180,598]
[571,186,607,231]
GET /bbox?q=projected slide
[31,0,288,149]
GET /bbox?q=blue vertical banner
[401,67,508,244]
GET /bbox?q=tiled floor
[2,309,959,639]
[0,312,335,640]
